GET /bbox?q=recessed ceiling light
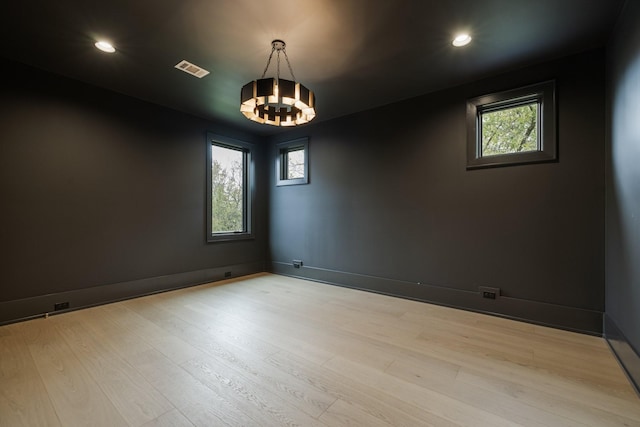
[95,40,116,53]
[452,34,472,47]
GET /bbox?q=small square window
[276,137,309,186]
[467,81,556,169]
[285,147,305,179]
[481,102,538,156]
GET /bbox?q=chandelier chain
[260,46,276,79]
[259,44,297,81]
[282,49,297,82]
[276,50,281,84]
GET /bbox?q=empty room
[1,0,639,426]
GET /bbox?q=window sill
[207,232,254,243]
[466,150,557,170]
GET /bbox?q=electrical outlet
[54,302,69,311]
[479,286,500,300]
[292,260,303,268]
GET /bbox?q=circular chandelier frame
[240,40,316,127]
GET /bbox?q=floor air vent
[174,60,210,78]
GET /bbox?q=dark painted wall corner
[605,0,640,395]
[0,58,268,322]
[268,49,607,334]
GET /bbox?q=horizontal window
[467,81,556,169]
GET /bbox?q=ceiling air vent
[174,60,210,78]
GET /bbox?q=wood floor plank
[177,284,398,371]
[1,273,638,426]
[209,296,400,371]
[100,302,205,365]
[384,356,460,395]
[182,354,326,427]
[152,297,282,361]
[319,399,393,427]
[456,368,640,427]
[339,314,424,342]
[386,355,584,427]
[265,349,459,427]
[140,409,195,427]
[324,355,524,427]
[124,295,337,418]
[184,300,336,365]
[0,332,61,427]
[178,402,236,427]
[407,331,640,422]
[127,348,258,427]
[16,318,128,427]
[73,305,157,361]
[532,346,632,391]
[416,320,537,364]
[404,308,616,372]
[54,316,174,427]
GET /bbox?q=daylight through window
[467,81,556,169]
[211,144,244,233]
[206,134,253,242]
[481,102,538,156]
[276,137,309,186]
[285,147,305,179]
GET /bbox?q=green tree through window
[211,144,244,233]
[481,103,538,156]
[206,133,253,242]
[466,81,556,169]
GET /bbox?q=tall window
[467,81,556,169]
[206,134,253,242]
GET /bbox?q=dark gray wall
[0,59,267,307]
[605,0,640,390]
[0,47,610,335]
[269,49,606,333]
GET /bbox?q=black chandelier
[240,40,316,127]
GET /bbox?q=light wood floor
[1,273,639,427]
